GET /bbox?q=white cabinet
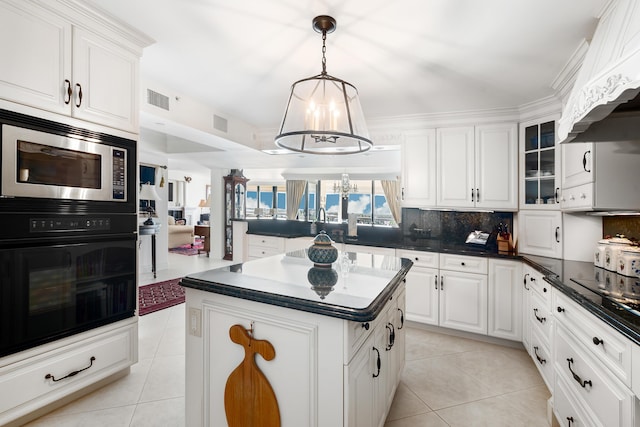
[561,140,640,211]
[0,0,149,133]
[436,126,475,208]
[0,319,137,426]
[396,250,439,325]
[185,282,405,427]
[438,254,488,335]
[437,124,517,210]
[439,270,488,335]
[519,118,561,209]
[517,210,562,258]
[401,129,436,207]
[247,234,285,259]
[487,259,522,341]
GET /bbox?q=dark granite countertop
[246,231,310,238]
[180,249,413,322]
[522,255,640,345]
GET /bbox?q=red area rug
[169,238,204,256]
[139,278,185,316]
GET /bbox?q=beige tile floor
[24,252,551,426]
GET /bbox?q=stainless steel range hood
[558,0,640,144]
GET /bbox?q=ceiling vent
[213,114,228,133]
[147,89,170,111]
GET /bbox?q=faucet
[317,207,326,223]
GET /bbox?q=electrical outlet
[188,307,202,337]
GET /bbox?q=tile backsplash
[603,216,640,242]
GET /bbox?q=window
[319,179,396,226]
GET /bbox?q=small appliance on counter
[465,230,490,246]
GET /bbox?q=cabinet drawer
[248,245,283,259]
[344,317,376,364]
[530,291,553,345]
[0,324,136,419]
[525,269,551,307]
[555,321,634,427]
[396,249,438,269]
[554,372,596,427]
[530,327,554,391]
[439,254,487,274]
[247,234,285,251]
[553,290,632,387]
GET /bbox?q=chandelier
[274,15,372,155]
[334,174,357,198]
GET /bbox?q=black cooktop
[565,261,640,328]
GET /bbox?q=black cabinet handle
[471,188,475,202]
[582,150,591,172]
[434,275,438,290]
[555,187,560,203]
[372,347,381,378]
[523,273,530,290]
[64,79,72,104]
[533,346,546,365]
[361,322,370,330]
[476,188,479,202]
[593,336,603,346]
[567,416,574,427]
[555,227,560,243]
[557,306,565,313]
[461,262,465,266]
[567,358,592,388]
[386,323,395,351]
[397,308,404,329]
[75,83,83,108]
[533,308,546,323]
[45,356,96,382]
[440,275,443,290]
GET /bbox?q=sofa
[168,215,195,248]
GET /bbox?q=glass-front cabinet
[223,170,248,260]
[519,118,560,209]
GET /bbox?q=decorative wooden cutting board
[224,324,281,427]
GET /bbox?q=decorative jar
[307,231,338,267]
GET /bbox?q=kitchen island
[180,249,412,427]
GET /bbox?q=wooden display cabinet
[224,170,248,260]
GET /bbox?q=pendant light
[274,15,372,155]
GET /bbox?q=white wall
[562,213,601,262]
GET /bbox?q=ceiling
[85,0,607,176]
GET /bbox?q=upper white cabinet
[401,129,437,207]
[437,123,518,210]
[0,1,151,132]
[561,140,640,211]
[519,118,561,210]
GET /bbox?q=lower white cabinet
[439,269,488,334]
[488,259,522,341]
[0,319,137,426]
[247,234,285,259]
[185,283,405,427]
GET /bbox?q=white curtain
[286,180,307,220]
[381,179,401,225]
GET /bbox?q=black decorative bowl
[307,231,338,267]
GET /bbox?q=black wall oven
[0,110,137,357]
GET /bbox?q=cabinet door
[520,119,561,209]
[488,259,522,341]
[439,271,488,334]
[521,265,533,355]
[404,267,439,325]
[0,1,72,115]
[562,142,593,189]
[517,210,562,258]
[401,129,437,207]
[436,127,475,208]
[475,123,518,210]
[72,28,139,132]
[346,334,376,427]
